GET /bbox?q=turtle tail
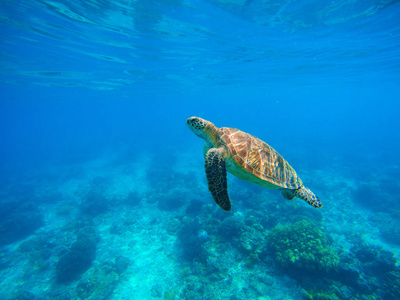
[294,186,322,208]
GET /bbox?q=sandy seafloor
[0,145,399,300]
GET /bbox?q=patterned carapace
[219,127,302,190]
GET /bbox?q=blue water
[1,0,400,299]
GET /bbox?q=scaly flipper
[281,189,296,200]
[294,186,322,208]
[205,147,231,211]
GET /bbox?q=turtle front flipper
[205,147,231,211]
[294,186,322,208]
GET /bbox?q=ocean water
[1,0,400,299]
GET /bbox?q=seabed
[0,148,399,300]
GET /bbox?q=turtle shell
[219,127,302,190]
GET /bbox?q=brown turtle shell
[219,127,302,190]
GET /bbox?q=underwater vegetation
[177,217,209,261]
[17,236,55,275]
[157,170,400,300]
[0,200,43,247]
[158,190,186,211]
[296,240,400,300]
[75,256,130,300]
[352,184,385,211]
[352,179,400,215]
[56,226,98,283]
[0,149,399,300]
[384,270,400,300]
[185,199,206,215]
[378,219,400,246]
[124,191,142,207]
[152,169,201,212]
[218,215,246,240]
[260,216,400,299]
[80,177,113,217]
[267,220,339,273]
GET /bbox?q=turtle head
[187,117,213,140]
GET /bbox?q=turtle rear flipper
[281,190,296,200]
[205,147,231,211]
[294,186,322,208]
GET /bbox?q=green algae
[166,218,181,235]
[384,270,400,300]
[163,290,176,300]
[303,290,340,300]
[267,220,339,272]
[245,252,259,269]
[76,266,119,300]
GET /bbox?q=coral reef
[80,192,111,217]
[177,218,208,261]
[157,190,186,211]
[352,184,384,210]
[238,224,265,253]
[1,146,400,300]
[123,191,142,206]
[378,219,400,245]
[353,244,396,275]
[384,269,400,300]
[166,218,181,235]
[0,201,43,246]
[114,256,130,275]
[76,263,120,300]
[185,199,206,215]
[74,256,130,299]
[217,215,245,240]
[11,291,36,300]
[315,241,400,299]
[56,203,74,216]
[55,226,98,283]
[80,176,112,217]
[267,220,339,273]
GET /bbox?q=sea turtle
[186,117,322,211]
